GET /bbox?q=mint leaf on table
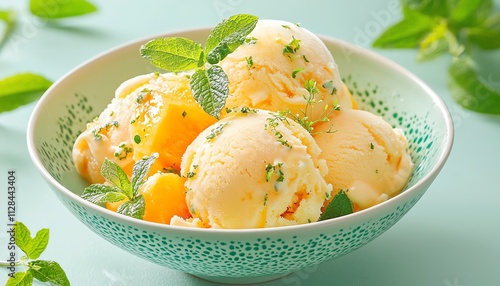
[140,38,204,72]
[2,222,70,286]
[372,7,434,48]
[27,260,70,286]
[29,0,97,19]
[14,221,49,260]
[0,9,16,46]
[205,14,258,64]
[5,271,33,286]
[190,66,229,119]
[448,57,500,114]
[81,155,157,219]
[319,190,353,221]
[0,73,52,114]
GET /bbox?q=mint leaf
[28,260,70,286]
[449,0,492,29]
[140,37,204,72]
[100,158,132,199]
[449,57,500,114]
[189,65,229,119]
[14,221,32,252]
[0,9,16,45]
[319,190,353,221]
[402,0,451,17]
[5,271,33,286]
[29,0,97,19]
[372,8,434,48]
[417,22,450,61]
[468,14,500,49]
[0,73,52,113]
[117,195,145,219]
[131,154,157,197]
[81,184,128,204]
[205,14,258,64]
[25,228,49,260]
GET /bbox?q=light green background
[1,0,499,285]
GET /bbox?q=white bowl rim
[26,26,454,235]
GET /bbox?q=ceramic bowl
[27,28,453,284]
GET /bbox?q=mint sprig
[319,190,353,221]
[373,0,500,114]
[29,0,97,19]
[0,73,53,114]
[2,221,70,286]
[81,154,158,219]
[140,14,258,119]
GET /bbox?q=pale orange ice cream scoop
[218,19,353,120]
[314,109,413,211]
[177,108,332,229]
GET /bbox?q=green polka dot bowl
[27,28,453,284]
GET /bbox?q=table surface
[1,0,500,285]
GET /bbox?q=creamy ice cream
[73,72,215,183]
[219,19,354,120]
[176,108,332,229]
[314,109,413,211]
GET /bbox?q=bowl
[27,27,453,284]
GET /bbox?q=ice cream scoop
[177,108,332,229]
[314,109,413,211]
[219,19,354,120]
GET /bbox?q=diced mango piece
[130,89,217,174]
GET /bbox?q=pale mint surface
[0,1,499,286]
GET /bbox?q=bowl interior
[29,28,452,200]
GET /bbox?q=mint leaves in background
[373,0,500,115]
[140,14,258,119]
[0,0,97,115]
[3,222,70,286]
[30,0,97,19]
[0,73,52,113]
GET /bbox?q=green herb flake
[370,142,375,150]
[182,110,187,117]
[246,56,253,70]
[134,134,141,144]
[282,25,291,29]
[283,36,301,58]
[206,122,229,141]
[302,55,310,63]
[245,37,258,45]
[292,68,305,78]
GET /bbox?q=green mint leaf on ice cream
[81,154,158,219]
[319,190,353,221]
[140,14,259,119]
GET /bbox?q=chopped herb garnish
[265,162,285,184]
[186,171,196,178]
[134,134,141,144]
[182,110,187,117]
[206,122,229,141]
[282,25,291,29]
[162,167,180,175]
[302,55,309,63]
[92,128,102,141]
[265,114,293,148]
[292,68,305,78]
[322,80,338,95]
[246,56,253,70]
[370,142,375,150]
[245,37,258,45]
[283,36,301,58]
[112,120,119,127]
[114,144,133,160]
[263,193,268,206]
